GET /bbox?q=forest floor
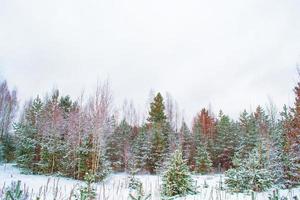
[0,164,299,200]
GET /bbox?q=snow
[0,164,299,200]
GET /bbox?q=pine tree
[147,93,167,124]
[59,95,73,114]
[162,149,196,197]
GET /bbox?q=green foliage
[162,150,196,198]
[268,189,284,200]
[0,80,18,163]
[38,134,66,174]
[128,175,151,200]
[14,123,37,171]
[147,93,167,124]
[95,151,111,181]
[15,96,43,172]
[267,189,299,200]
[74,172,97,200]
[59,95,73,114]
[194,144,212,174]
[237,111,259,159]
[128,174,141,190]
[0,142,3,163]
[1,134,15,162]
[75,135,111,181]
[130,126,150,172]
[193,133,212,174]
[214,111,238,169]
[7,74,300,193]
[146,92,172,174]
[106,119,131,172]
[76,135,93,180]
[147,125,166,174]
[5,180,29,200]
[179,122,192,161]
[225,146,273,192]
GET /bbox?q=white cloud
[0,0,300,124]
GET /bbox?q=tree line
[0,76,299,189]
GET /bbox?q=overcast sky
[0,0,300,124]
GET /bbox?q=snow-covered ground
[0,164,299,200]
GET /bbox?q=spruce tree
[106,119,131,172]
[15,97,43,172]
[164,122,176,152]
[269,114,285,186]
[179,122,192,161]
[190,121,212,174]
[130,126,150,172]
[193,108,216,165]
[1,134,15,162]
[225,144,273,192]
[162,149,196,197]
[194,140,212,174]
[76,134,93,180]
[147,125,165,174]
[214,111,238,170]
[15,123,37,171]
[237,110,259,159]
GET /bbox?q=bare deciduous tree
[0,80,18,138]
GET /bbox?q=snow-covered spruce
[225,145,273,192]
[161,149,197,198]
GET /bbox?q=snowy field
[0,164,299,200]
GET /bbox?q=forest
[0,72,299,199]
